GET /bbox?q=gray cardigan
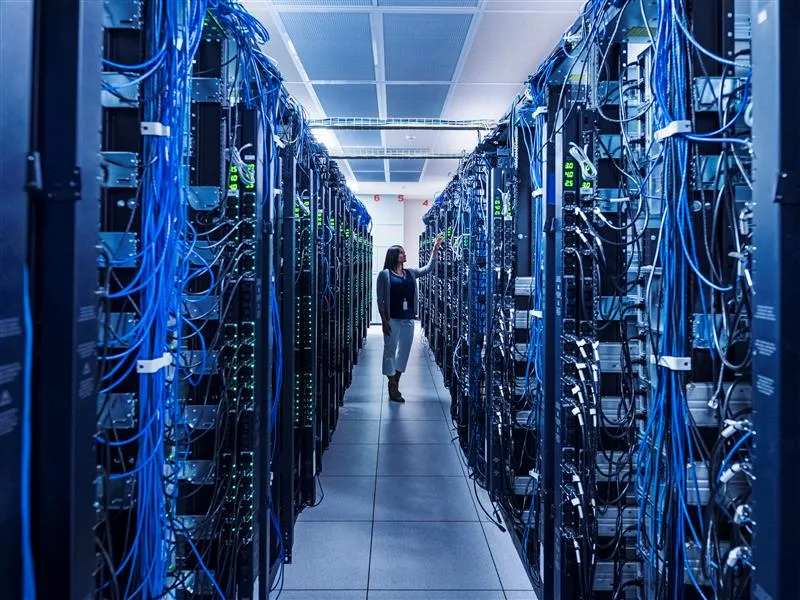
[376,258,435,321]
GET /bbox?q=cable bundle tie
[532,188,544,199]
[140,121,171,137]
[652,355,692,371]
[137,352,174,374]
[532,106,548,118]
[654,120,692,142]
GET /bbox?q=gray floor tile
[339,402,383,420]
[349,378,383,391]
[504,592,538,599]
[277,591,366,600]
[343,389,383,404]
[282,522,372,589]
[377,443,464,476]
[321,443,378,476]
[465,476,499,523]
[374,476,478,521]
[298,476,375,522]
[369,521,502,590]
[481,522,535,591]
[369,593,505,600]
[382,401,446,421]
[332,419,380,444]
[392,387,443,403]
[379,419,453,444]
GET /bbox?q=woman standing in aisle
[377,234,444,402]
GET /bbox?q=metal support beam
[330,149,463,160]
[310,117,497,131]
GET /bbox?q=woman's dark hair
[383,245,404,270]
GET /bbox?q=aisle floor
[278,326,537,600]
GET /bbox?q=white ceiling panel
[459,11,576,83]
[444,83,522,120]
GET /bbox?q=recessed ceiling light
[405,135,416,141]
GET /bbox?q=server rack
[29,1,103,598]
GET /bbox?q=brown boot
[393,372,405,402]
[388,373,404,403]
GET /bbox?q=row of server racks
[419,1,799,599]
[0,1,372,599]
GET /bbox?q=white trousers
[382,318,415,376]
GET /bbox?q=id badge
[402,299,409,311]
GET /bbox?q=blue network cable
[22,266,35,600]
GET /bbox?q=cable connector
[721,419,753,438]
[654,120,692,142]
[734,504,755,526]
[720,461,755,483]
[725,546,753,569]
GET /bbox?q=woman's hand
[432,234,444,255]
[382,320,391,337]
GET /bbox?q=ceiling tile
[336,130,383,146]
[280,12,374,80]
[390,171,422,183]
[460,12,575,84]
[386,84,449,118]
[422,159,460,179]
[389,158,426,171]
[355,171,388,182]
[384,14,473,81]
[389,171,422,183]
[443,83,522,120]
[314,84,379,117]
[348,159,386,171]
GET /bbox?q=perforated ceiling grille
[280,12,374,80]
[335,130,383,147]
[389,158,426,171]
[315,84,379,117]
[354,171,387,182]
[384,13,473,81]
[348,159,385,172]
[389,171,422,183]
[386,84,450,118]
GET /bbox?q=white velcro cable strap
[533,106,548,118]
[654,120,692,142]
[140,122,171,137]
[652,355,692,371]
[532,188,544,199]
[531,309,544,319]
[273,134,286,149]
[137,352,173,374]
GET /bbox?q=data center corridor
[278,326,536,600]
